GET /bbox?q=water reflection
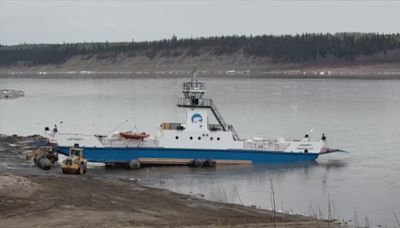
[94,160,348,180]
[318,159,347,169]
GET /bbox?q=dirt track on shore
[0,135,341,227]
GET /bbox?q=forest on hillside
[1,33,400,66]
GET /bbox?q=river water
[1,76,399,226]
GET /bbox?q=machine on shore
[61,146,87,174]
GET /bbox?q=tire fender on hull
[129,159,141,170]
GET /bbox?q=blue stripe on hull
[58,147,319,164]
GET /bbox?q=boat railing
[177,98,213,107]
[101,137,125,146]
[183,81,206,91]
[244,140,290,151]
[100,134,160,147]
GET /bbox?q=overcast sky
[0,0,399,45]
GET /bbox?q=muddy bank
[0,135,342,227]
[0,173,342,227]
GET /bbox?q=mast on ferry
[177,67,241,141]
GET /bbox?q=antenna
[192,66,197,83]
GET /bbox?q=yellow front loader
[61,147,88,174]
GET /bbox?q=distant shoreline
[2,58,400,80]
[2,33,400,81]
[1,71,400,80]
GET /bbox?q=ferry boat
[45,68,343,165]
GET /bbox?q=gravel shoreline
[0,135,342,227]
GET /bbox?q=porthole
[210,137,213,141]
[190,136,193,140]
[198,137,201,140]
[175,136,179,140]
[217,137,220,141]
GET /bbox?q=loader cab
[69,148,84,158]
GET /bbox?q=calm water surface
[1,76,400,226]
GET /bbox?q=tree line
[1,33,400,66]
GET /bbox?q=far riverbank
[1,69,400,80]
